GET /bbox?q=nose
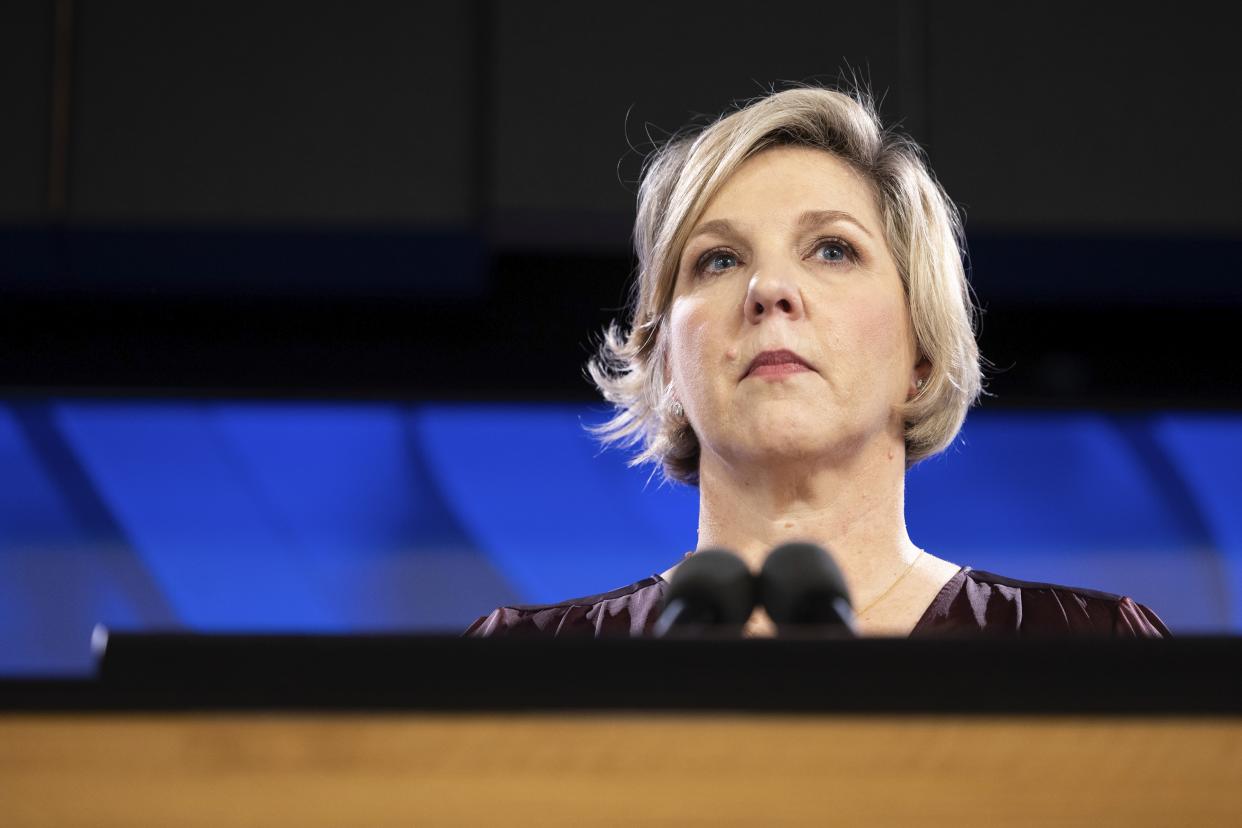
[744,271,805,325]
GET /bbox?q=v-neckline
[650,565,971,638]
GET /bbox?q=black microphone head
[658,548,756,627]
[758,541,854,627]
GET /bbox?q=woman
[466,85,1170,639]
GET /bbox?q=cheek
[667,298,718,398]
[859,302,901,350]
[834,290,914,384]
[852,294,914,380]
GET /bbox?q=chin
[737,415,838,460]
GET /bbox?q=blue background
[1,399,1238,675]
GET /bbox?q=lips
[743,348,815,379]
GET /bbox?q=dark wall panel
[928,1,1242,231]
[3,1,1238,399]
[491,0,905,247]
[0,0,52,219]
[70,0,475,224]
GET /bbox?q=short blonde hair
[588,84,987,485]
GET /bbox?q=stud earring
[671,400,684,420]
[916,378,926,389]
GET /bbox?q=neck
[688,430,923,616]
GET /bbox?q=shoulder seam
[496,576,664,613]
[967,569,1126,602]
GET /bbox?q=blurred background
[1,0,1239,674]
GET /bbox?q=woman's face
[667,145,920,470]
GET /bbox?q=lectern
[2,633,1239,826]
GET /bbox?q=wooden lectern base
[2,713,1239,826]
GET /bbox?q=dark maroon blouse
[463,566,1172,638]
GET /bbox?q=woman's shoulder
[464,564,1173,639]
[462,574,667,638]
[912,566,1172,638]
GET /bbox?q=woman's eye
[693,240,852,276]
[816,240,852,264]
[697,250,738,274]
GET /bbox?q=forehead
[696,145,881,231]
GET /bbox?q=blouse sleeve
[1115,597,1172,638]
[462,608,504,637]
[460,605,582,637]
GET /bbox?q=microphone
[653,548,756,638]
[758,542,858,637]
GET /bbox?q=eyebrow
[687,209,875,242]
[796,209,875,239]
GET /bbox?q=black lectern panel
[1,632,1238,714]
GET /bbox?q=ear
[909,354,931,398]
[913,353,931,382]
[660,339,674,391]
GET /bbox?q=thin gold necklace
[856,548,926,618]
[677,547,927,618]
